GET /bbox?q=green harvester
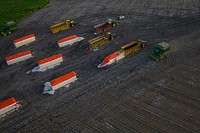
[150,42,170,61]
[0,21,17,37]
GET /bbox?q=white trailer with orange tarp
[57,35,84,48]
[43,71,77,95]
[98,51,125,68]
[6,50,33,65]
[13,34,36,48]
[26,54,63,74]
[98,39,147,68]
[0,97,20,118]
[38,54,63,70]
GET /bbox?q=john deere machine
[0,21,17,37]
[150,42,170,61]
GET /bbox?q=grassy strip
[0,0,49,25]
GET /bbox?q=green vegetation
[0,0,49,25]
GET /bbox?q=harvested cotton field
[0,0,200,132]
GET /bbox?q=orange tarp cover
[38,54,62,65]
[50,71,76,86]
[58,35,77,43]
[99,52,120,67]
[6,50,31,61]
[0,97,17,110]
[13,34,35,43]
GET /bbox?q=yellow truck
[50,20,76,34]
[88,32,115,50]
[120,39,146,56]
[98,39,147,68]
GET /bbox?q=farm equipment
[94,19,119,34]
[0,21,17,37]
[88,32,116,50]
[120,39,147,56]
[150,42,170,61]
[98,39,147,68]
[50,20,76,34]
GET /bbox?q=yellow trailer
[88,32,115,49]
[50,20,76,34]
[120,39,146,56]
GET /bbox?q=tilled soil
[0,0,200,132]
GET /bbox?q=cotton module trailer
[57,35,84,48]
[5,50,33,66]
[0,97,20,118]
[88,32,115,50]
[150,42,170,61]
[98,39,146,68]
[94,20,119,34]
[13,34,36,48]
[0,21,17,37]
[120,39,147,56]
[50,20,76,34]
[43,71,77,95]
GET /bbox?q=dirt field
[0,0,200,132]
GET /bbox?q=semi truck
[150,42,170,61]
[94,19,119,34]
[88,32,116,50]
[0,21,17,37]
[98,39,147,68]
[50,20,76,34]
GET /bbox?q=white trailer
[6,50,33,65]
[0,98,20,118]
[13,34,36,48]
[38,54,63,70]
[98,51,125,68]
[57,35,84,48]
[43,71,77,95]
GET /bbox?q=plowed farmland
[0,0,200,132]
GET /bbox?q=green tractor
[69,20,76,27]
[137,39,147,48]
[107,32,116,40]
[150,42,170,61]
[0,21,17,37]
